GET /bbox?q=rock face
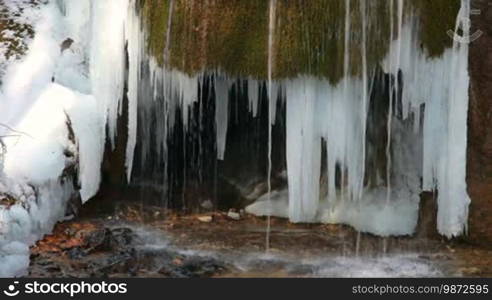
[467,0,492,247]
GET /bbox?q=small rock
[85,228,112,251]
[109,228,135,249]
[446,245,455,253]
[172,257,184,266]
[197,216,213,223]
[60,38,74,53]
[227,210,241,221]
[66,247,87,260]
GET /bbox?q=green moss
[412,0,461,57]
[140,0,461,81]
[0,4,36,60]
[142,0,171,66]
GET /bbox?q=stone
[197,216,213,223]
[60,38,74,53]
[227,210,240,221]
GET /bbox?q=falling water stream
[356,0,368,258]
[343,0,352,257]
[266,0,277,252]
[383,0,405,255]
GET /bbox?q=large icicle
[435,0,471,237]
[381,0,471,237]
[124,0,142,182]
[247,78,260,117]
[286,78,322,222]
[89,0,128,148]
[215,77,231,161]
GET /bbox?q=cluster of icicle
[250,0,471,237]
[56,0,471,237]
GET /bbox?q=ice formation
[0,0,129,276]
[248,0,471,238]
[383,1,472,237]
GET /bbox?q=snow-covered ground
[0,0,111,277]
[0,0,45,81]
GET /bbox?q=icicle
[125,0,142,182]
[382,0,472,237]
[435,0,471,237]
[385,0,404,205]
[247,78,259,117]
[89,0,128,148]
[286,78,322,223]
[215,77,231,160]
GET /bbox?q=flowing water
[266,0,277,252]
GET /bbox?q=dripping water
[266,0,277,252]
[359,0,368,202]
[163,0,174,65]
[356,0,368,258]
[342,0,351,256]
[341,0,369,258]
[341,0,352,204]
[383,0,404,255]
[385,0,394,206]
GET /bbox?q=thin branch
[0,123,33,138]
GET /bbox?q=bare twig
[0,123,33,138]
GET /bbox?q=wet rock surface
[468,0,492,248]
[27,201,492,278]
[28,220,229,278]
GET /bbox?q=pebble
[197,216,213,223]
[227,211,241,221]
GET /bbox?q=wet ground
[27,200,492,278]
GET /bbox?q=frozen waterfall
[0,0,473,277]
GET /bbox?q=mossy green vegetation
[412,0,461,58]
[140,0,461,81]
[0,0,37,61]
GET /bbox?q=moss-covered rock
[0,0,44,60]
[139,0,460,81]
